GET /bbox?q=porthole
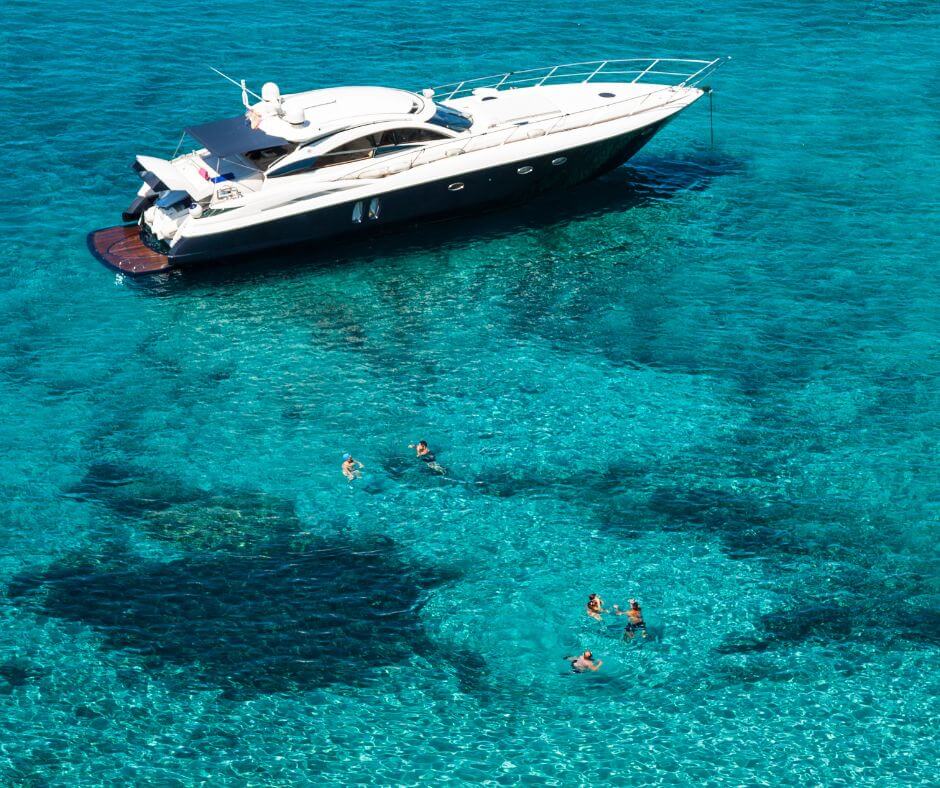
[551,157,567,166]
[517,165,534,175]
[448,182,464,191]
[599,91,616,98]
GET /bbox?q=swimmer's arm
[590,660,602,671]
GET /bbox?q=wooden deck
[87,225,172,274]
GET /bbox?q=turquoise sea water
[1,0,938,783]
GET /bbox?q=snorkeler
[586,593,605,621]
[341,453,364,480]
[613,598,647,639]
[408,440,445,474]
[564,650,602,673]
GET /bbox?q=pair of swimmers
[586,594,646,637]
[342,440,445,480]
[569,596,646,673]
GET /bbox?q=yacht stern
[87,225,172,274]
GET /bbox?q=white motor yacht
[89,57,726,274]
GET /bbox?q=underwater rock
[646,485,810,560]
[0,659,46,694]
[65,463,301,551]
[8,537,464,698]
[716,595,940,657]
[714,604,855,657]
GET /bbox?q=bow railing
[430,57,724,102]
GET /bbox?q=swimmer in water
[341,453,364,480]
[586,593,605,621]
[564,650,602,673]
[408,439,446,474]
[614,598,647,639]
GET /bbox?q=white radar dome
[284,104,306,125]
[262,82,281,103]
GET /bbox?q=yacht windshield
[429,104,473,132]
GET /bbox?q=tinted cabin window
[267,135,379,178]
[268,129,454,177]
[322,135,381,165]
[374,128,450,154]
[378,128,449,146]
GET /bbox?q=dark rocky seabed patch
[7,536,469,700]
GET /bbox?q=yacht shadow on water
[124,150,743,293]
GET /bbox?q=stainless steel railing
[430,57,724,101]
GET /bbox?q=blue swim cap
[342,453,351,461]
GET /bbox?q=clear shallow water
[1,0,938,783]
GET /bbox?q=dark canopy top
[185,115,290,158]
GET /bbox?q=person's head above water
[583,650,593,660]
[417,440,427,449]
[342,453,352,462]
[629,599,640,609]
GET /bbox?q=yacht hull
[96,120,667,273]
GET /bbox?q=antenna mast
[209,67,264,103]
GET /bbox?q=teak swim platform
[87,225,171,274]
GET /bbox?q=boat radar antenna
[209,66,264,109]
